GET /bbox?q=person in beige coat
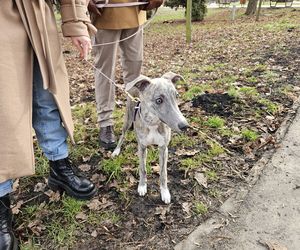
[0,1,97,249]
[88,0,147,150]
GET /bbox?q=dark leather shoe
[0,195,18,250]
[99,126,116,150]
[48,158,96,200]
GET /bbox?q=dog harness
[134,101,141,121]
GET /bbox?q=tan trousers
[93,28,143,127]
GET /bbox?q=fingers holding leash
[71,36,92,60]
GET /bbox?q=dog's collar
[134,101,141,122]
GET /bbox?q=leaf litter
[11,8,300,250]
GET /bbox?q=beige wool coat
[93,0,147,30]
[0,0,94,182]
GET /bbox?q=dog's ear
[125,75,152,93]
[162,72,185,84]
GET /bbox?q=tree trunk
[186,0,192,44]
[245,0,259,15]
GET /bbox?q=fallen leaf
[194,172,208,188]
[87,199,102,211]
[78,164,91,172]
[87,197,114,211]
[12,179,20,192]
[76,212,88,220]
[91,230,98,238]
[44,190,61,202]
[182,202,192,215]
[12,200,24,215]
[175,149,200,157]
[152,164,160,174]
[28,220,45,236]
[82,155,92,162]
[34,182,47,192]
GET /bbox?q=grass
[239,86,259,99]
[100,156,125,181]
[17,5,300,249]
[263,18,298,31]
[242,129,259,141]
[194,201,208,215]
[170,133,198,147]
[258,98,279,114]
[183,84,213,101]
[205,116,225,129]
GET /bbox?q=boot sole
[99,140,117,150]
[48,177,97,200]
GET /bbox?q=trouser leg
[94,29,120,127]
[32,56,68,161]
[119,27,143,85]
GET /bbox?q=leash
[91,8,158,47]
[96,0,148,8]
[83,7,233,156]
[83,59,140,103]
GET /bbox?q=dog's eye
[156,97,163,104]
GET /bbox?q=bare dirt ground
[13,7,300,250]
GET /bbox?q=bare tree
[245,0,259,15]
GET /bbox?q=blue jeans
[0,57,68,197]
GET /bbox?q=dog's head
[126,72,189,132]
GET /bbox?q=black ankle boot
[0,195,17,250]
[48,158,96,200]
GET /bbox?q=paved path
[176,108,300,250]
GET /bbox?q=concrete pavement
[175,107,300,249]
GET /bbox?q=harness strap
[134,101,141,121]
[96,1,148,8]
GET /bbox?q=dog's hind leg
[159,146,171,204]
[137,144,147,196]
[112,99,135,157]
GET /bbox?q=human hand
[140,0,164,11]
[88,0,102,16]
[71,36,92,60]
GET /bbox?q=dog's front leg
[159,146,171,204]
[138,144,147,196]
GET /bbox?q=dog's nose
[178,122,188,131]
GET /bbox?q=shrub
[165,0,207,21]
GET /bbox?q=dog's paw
[138,184,147,196]
[161,188,171,204]
[111,148,120,157]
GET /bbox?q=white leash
[91,8,158,47]
[83,8,159,102]
[83,58,140,103]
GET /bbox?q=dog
[112,72,189,204]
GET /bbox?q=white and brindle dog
[112,72,188,204]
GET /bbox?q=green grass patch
[194,201,208,215]
[205,170,218,181]
[258,98,279,114]
[88,211,120,226]
[242,129,259,141]
[263,19,298,31]
[239,86,259,99]
[170,133,198,147]
[208,142,224,157]
[183,84,213,101]
[205,116,225,129]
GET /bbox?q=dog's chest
[142,125,167,147]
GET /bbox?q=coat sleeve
[60,0,97,37]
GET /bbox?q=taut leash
[83,59,140,103]
[91,8,158,47]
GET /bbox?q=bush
[165,0,207,21]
